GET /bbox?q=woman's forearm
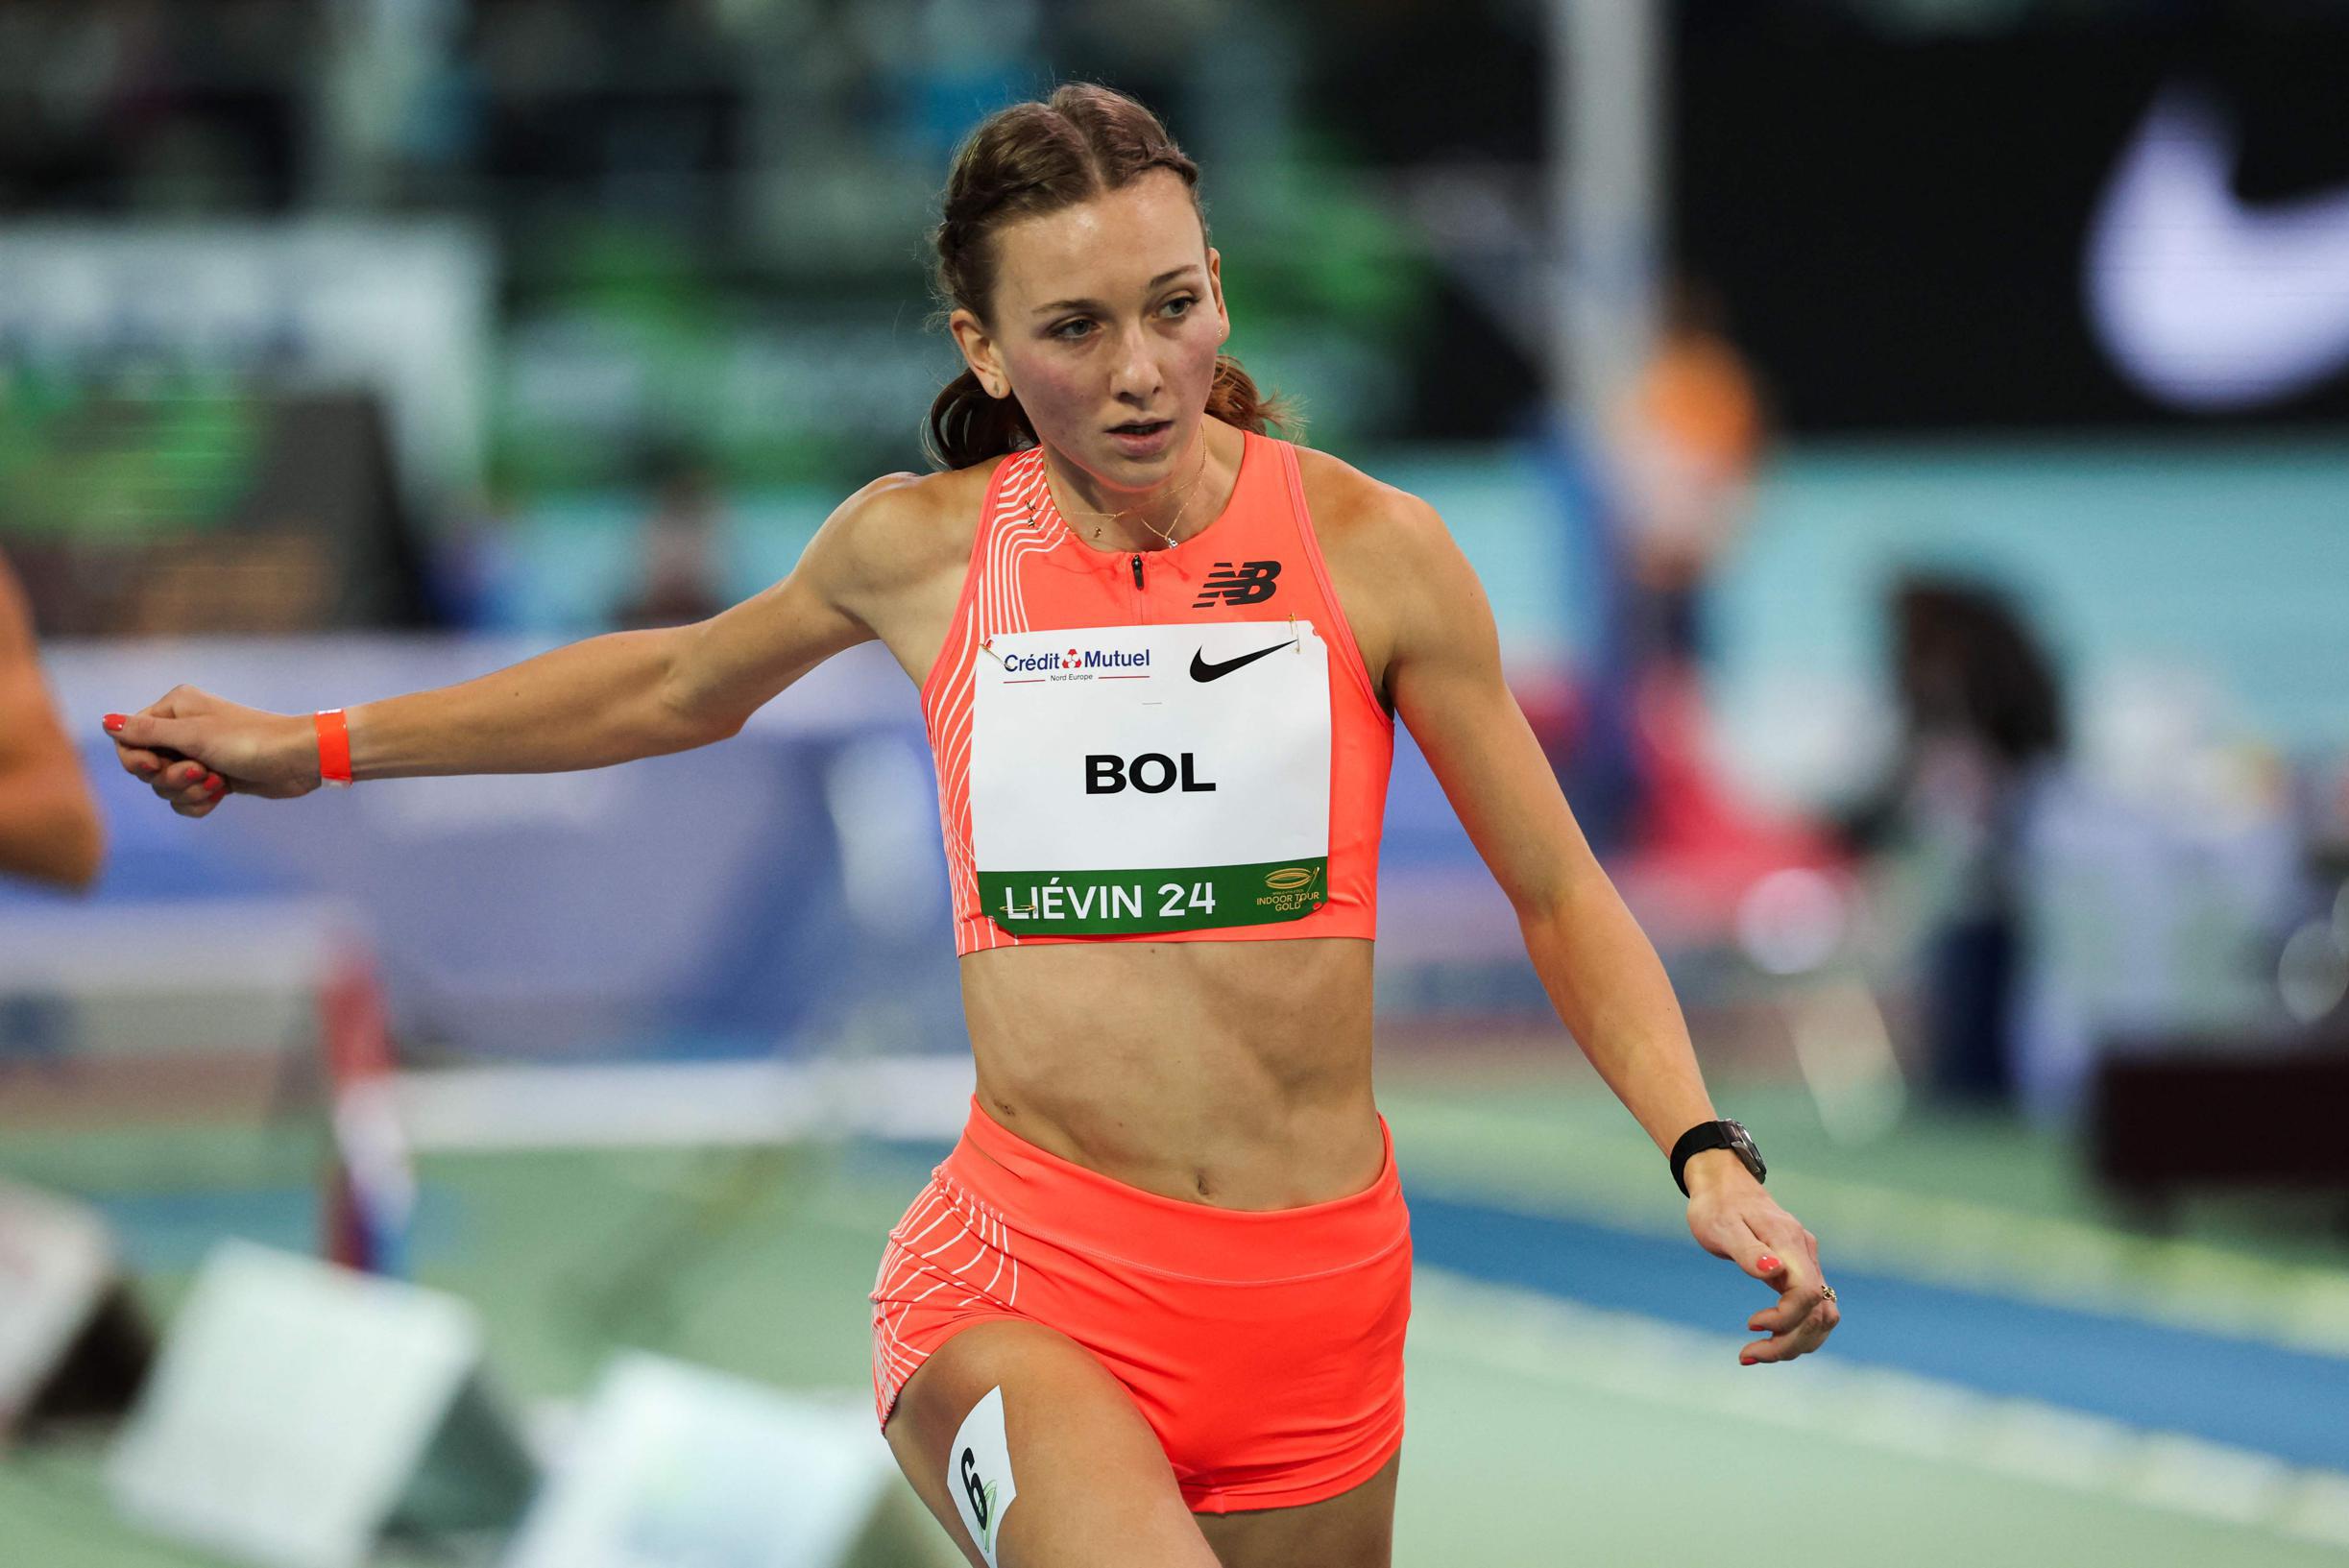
[346,627,721,781]
[1519,878,1720,1157]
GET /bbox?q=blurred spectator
[1565,277,1770,862]
[0,548,104,891]
[1611,278,1768,670]
[613,454,728,631]
[1839,576,2067,1105]
[424,482,527,632]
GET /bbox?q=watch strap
[1671,1120,1756,1197]
[1670,1122,1728,1196]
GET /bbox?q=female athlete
[102,84,1839,1568]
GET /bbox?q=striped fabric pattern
[919,448,1055,954]
[869,1171,1025,1421]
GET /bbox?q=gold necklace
[1035,437,1211,546]
[1128,470,1208,549]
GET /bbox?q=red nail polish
[1741,1357,1757,1366]
[103,713,126,733]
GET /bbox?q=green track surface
[5,1065,2344,1566]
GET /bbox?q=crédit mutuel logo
[1002,644,1150,682]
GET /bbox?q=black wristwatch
[1671,1119,1765,1196]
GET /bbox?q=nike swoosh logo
[1189,639,1296,682]
[2087,86,2349,410]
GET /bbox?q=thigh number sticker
[949,1385,1017,1567]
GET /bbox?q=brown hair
[924,83,1292,470]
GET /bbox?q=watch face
[1724,1121,1764,1177]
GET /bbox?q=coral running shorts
[871,1098,1412,1513]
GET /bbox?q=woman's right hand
[101,687,322,818]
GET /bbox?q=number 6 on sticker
[949,1386,1017,1567]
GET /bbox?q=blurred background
[4,1,2349,1564]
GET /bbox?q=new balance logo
[1194,560,1282,608]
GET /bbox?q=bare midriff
[957,936,1384,1211]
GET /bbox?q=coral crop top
[920,430,1393,954]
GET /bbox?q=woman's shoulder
[841,454,1009,533]
[816,455,1013,593]
[1288,442,1451,563]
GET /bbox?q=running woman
[102,84,1839,1568]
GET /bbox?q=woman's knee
[884,1322,1219,1568]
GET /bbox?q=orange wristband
[314,709,353,787]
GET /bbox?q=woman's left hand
[1686,1170,1840,1365]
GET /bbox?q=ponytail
[923,369,1035,471]
[1206,354,1298,445]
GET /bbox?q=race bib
[971,621,1331,935]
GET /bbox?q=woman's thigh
[1193,1451,1401,1568]
[884,1319,1221,1568]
